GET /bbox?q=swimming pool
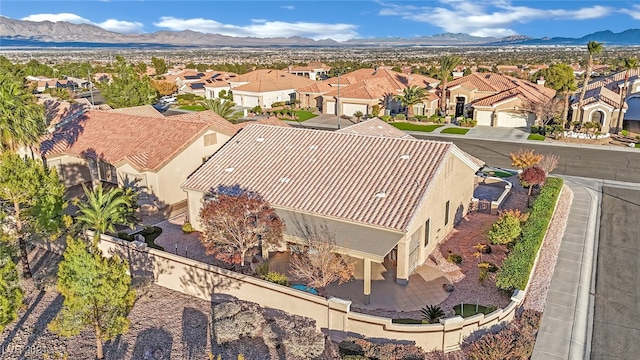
[290,284,318,295]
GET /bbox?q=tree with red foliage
[520,167,547,207]
[198,185,284,267]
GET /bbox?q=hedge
[496,177,563,290]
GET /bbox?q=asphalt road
[591,186,640,360]
[411,134,640,183]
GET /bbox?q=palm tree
[0,75,45,152]
[75,184,133,242]
[393,85,426,118]
[614,57,638,133]
[202,98,242,123]
[438,56,461,116]
[352,110,364,122]
[576,41,603,122]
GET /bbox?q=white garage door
[497,111,533,128]
[325,101,336,115]
[475,111,492,126]
[242,96,259,108]
[232,94,242,104]
[625,97,640,121]
[342,103,368,117]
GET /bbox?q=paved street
[590,186,640,360]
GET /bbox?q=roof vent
[374,191,387,198]
[400,154,411,160]
[280,177,291,183]
[224,167,235,172]
[256,137,265,142]
[308,145,318,150]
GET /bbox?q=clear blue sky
[1,0,639,41]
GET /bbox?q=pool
[290,284,318,295]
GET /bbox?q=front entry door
[455,97,465,117]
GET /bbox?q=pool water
[290,284,318,295]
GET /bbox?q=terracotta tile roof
[579,86,623,109]
[108,105,164,118]
[449,73,555,107]
[182,125,481,232]
[233,76,316,93]
[584,68,640,91]
[296,82,334,94]
[39,110,236,172]
[325,68,439,89]
[336,118,413,139]
[235,117,291,130]
[447,73,516,92]
[40,98,88,128]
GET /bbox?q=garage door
[242,96,259,108]
[497,111,533,128]
[475,111,492,126]
[325,101,336,115]
[624,97,640,121]
[342,103,368,117]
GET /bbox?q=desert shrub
[478,262,498,272]
[381,115,393,122]
[530,125,541,134]
[395,113,406,120]
[496,177,563,290]
[622,129,629,136]
[371,104,381,117]
[421,305,445,323]
[339,337,425,359]
[250,105,262,114]
[487,211,521,245]
[262,271,289,286]
[446,251,463,264]
[270,101,286,107]
[181,222,194,234]
[141,225,155,235]
[116,231,132,241]
[458,117,477,127]
[415,115,428,122]
[502,209,529,223]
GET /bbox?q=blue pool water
[290,284,318,295]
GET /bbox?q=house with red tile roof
[284,62,331,81]
[301,68,440,117]
[443,73,555,127]
[569,68,640,131]
[33,110,238,212]
[228,69,316,108]
[182,123,482,302]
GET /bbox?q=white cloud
[378,0,614,37]
[21,13,144,33]
[629,4,640,20]
[153,16,358,41]
[281,5,295,10]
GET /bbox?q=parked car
[160,96,177,104]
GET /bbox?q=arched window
[591,110,604,124]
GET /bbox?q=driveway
[590,186,640,359]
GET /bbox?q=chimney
[537,76,545,86]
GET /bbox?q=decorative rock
[443,283,454,292]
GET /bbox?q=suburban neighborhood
[2,5,640,359]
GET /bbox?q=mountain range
[1,17,639,48]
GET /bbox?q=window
[445,201,450,226]
[88,159,116,184]
[203,133,217,146]
[424,219,431,247]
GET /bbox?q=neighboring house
[64,76,90,90]
[569,68,640,131]
[181,122,483,302]
[443,73,556,127]
[35,78,71,93]
[285,62,331,81]
[312,68,440,117]
[34,110,238,212]
[296,82,334,110]
[228,69,316,108]
[204,72,239,99]
[334,117,413,138]
[108,105,164,118]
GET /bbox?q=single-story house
[181,120,483,303]
[444,73,556,127]
[569,68,640,130]
[285,62,331,81]
[228,69,316,108]
[34,110,238,213]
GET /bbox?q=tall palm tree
[576,41,603,122]
[394,85,426,117]
[0,75,45,152]
[438,56,462,116]
[75,184,133,242]
[203,98,242,123]
[614,57,638,133]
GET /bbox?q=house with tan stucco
[181,119,483,303]
[33,110,238,213]
[443,73,556,128]
[228,69,316,108]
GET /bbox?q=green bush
[622,129,629,136]
[488,212,521,245]
[380,115,393,122]
[458,117,477,127]
[270,101,286,107]
[447,251,463,264]
[530,125,541,134]
[116,231,132,241]
[141,225,155,235]
[181,222,194,234]
[255,262,269,277]
[394,113,406,120]
[415,115,428,122]
[496,177,563,290]
[250,105,262,114]
[262,271,289,286]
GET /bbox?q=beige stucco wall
[156,130,232,207]
[116,163,160,202]
[46,154,92,187]
[570,104,619,133]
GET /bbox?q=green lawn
[390,123,444,132]
[482,170,517,178]
[391,318,430,324]
[635,143,640,148]
[131,226,164,251]
[528,134,546,141]
[454,304,498,318]
[294,110,318,121]
[178,105,207,111]
[440,127,470,135]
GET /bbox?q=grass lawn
[454,304,498,318]
[635,143,640,148]
[391,318,430,324]
[178,105,207,111]
[390,123,444,132]
[440,127,470,135]
[528,133,546,141]
[131,226,164,251]
[483,170,516,178]
[294,110,318,121]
